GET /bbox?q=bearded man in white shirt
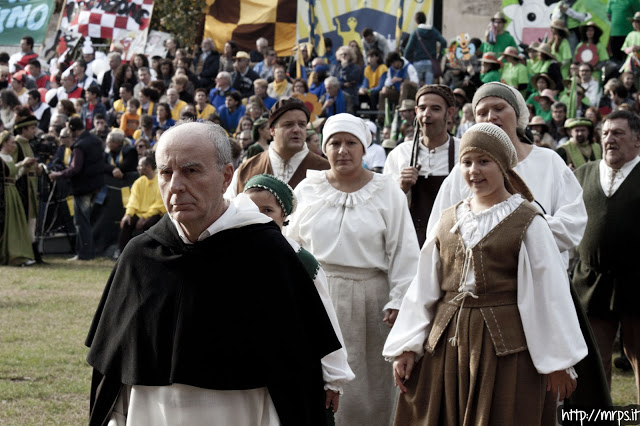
[573,109,640,402]
[226,97,329,197]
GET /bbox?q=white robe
[427,145,587,267]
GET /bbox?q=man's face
[195,91,207,104]
[225,95,238,110]
[86,90,97,103]
[119,87,132,102]
[156,125,234,239]
[216,75,230,88]
[579,66,592,83]
[254,83,266,96]
[236,131,252,148]
[109,56,120,70]
[415,94,452,140]
[20,38,30,53]
[83,53,95,63]
[270,109,308,155]
[257,41,268,54]
[326,83,338,97]
[22,124,37,140]
[266,51,276,65]
[552,106,566,122]
[392,60,403,70]
[136,157,149,176]
[94,118,107,131]
[571,126,589,144]
[26,64,39,77]
[201,39,212,52]
[602,118,640,169]
[235,58,249,72]
[138,70,150,84]
[73,64,85,77]
[106,136,121,152]
[167,89,178,104]
[364,34,375,44]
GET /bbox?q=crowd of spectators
[0,3,639,263]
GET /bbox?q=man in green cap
[556,118,600,169]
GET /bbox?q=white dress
[383,194,587,375]
[427,145,587,267]
[285,170,420,425]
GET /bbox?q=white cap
[322,113,372,154]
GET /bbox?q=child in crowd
[383,123,587,425]
[455,103,475,138]
[120,98,140,138]
[242,174,354,417]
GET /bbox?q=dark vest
[71,131,105,196]
[235,150,329,194]
[573,161,640,315]
[427,201,539,356]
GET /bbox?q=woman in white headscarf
[285,113,420,425]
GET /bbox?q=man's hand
[399,166,419,193]
[547,370,577,400]
[322,98,335,109]
[112,167,124,179]
[392,76,403,84]
[120,214,132,229]
[393,351,416,393]
[49,171,61,180]
[325,389,340,413]
[135,217,148,230]
[383,309,399,327]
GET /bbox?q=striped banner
[205,0,297,57]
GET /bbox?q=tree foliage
[150,0,206,49]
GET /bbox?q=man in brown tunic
[225,97,329,198]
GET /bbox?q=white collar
[172,193,271,244]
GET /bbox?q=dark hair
[292,78,308,92]
[68,116,84,131]
[605,109,640,134]
[127,98,141,109]
[27,89,41,102]
[141,87,160,102]
[114,63,137,89]
[551,102,567,112]
[611,84,628,99]
[86,85,101,96]
[93,113,106,121]
[157,102,171,117]
[385,51,402,68]
[22,36,34,48]
[120,83,133,94]
[140,114,154,128]
[149,80,166,96]
[415,11,426,25]
[0,89,21,109]
[59,99,75,117]
[0,52,9,64]
[142,152,156,170]
[579,62,593,72]
[367,49,382,61]
[195,87,208,96]
[74,59,87,70]
[27,59,40,68]
[362,28,374,37]
[226,91,242,103]
[160,59,175,77]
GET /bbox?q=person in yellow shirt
[195,88,216,119]
[120,98,140,138]
[167,87,187,120]
[114,153,166,259]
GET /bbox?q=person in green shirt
[622,12,640,58]
[500,46,528,97]
[480,12,518,56]
[575,21,609,84]
[608,0,640,61]
[533,89,556,121]
[550,20,573,80]
[532,43,565,91]
[526,73,555,115]
[479,52,503,84]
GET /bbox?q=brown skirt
[394,306,551,426]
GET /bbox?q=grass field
[0,257,637,425]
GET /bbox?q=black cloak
[86,215,341,425]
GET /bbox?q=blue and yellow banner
[297,0,433,55]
